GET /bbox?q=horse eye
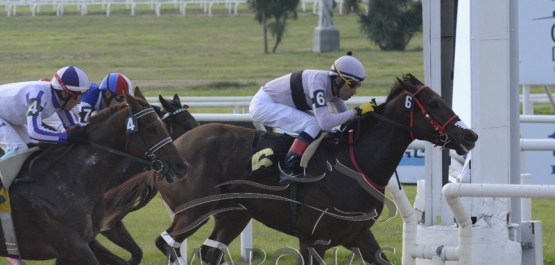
[147,126,157,133]
[429,102,438,108]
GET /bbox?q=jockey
[0,66,90,203]
[0,65,90,159]
[76,73,133,125]
[249,52,376,185]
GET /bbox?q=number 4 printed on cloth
[126,117,138,134]
[27,98,43,116]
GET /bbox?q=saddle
[0,147,40,191]
[0,146,39,260]
[250,132,328,175]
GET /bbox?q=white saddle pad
[0,147,40,190]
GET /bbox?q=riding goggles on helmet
[334,61,362,90]
[54,72,86,100]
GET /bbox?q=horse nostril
[464,133,478,142]
[176,162,190,174]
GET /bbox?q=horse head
[158,94,200,139]
[86,89,190,183]
[374,73,478,155]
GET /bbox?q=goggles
[54,73,86,100]
[333,61,362,90]
[114,95,125,102]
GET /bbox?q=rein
[88,106,173,174]
[407,86,458,144]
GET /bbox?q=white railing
[148,94,555,115]
[2,0,248,16]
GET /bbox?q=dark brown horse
[0,90,189,264]
[95,93,199,265]
[105,74,478,264]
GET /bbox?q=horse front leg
[298,240,330,265]
[155,205,215,265]
[54,240,101,265]
[99,220,143,265]
[88,238,128,265]
[201,210,251,265]
[342,229,391,265]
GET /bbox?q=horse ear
[159,95,172,111]
[134,86,146,101]
[125,90,140,111]
[396,77,406,87]
[173,94,181,105]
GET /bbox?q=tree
[342,0,361,15]
[248,0,300,53]
[358,0,422,51]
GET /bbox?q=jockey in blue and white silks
[77,73,132,125]
[0,66,90,158]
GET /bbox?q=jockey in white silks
[249,52,377,185]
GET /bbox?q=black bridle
[87,105,173,174]
[161,105,189,136]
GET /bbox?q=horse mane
[330,73,422,140]
[87,97,151,125]
[103,171,159,230]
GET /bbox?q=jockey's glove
[67,128,88,144]
[354,102,377,116]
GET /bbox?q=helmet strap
[331,76,344,96]
[54,89,72,110]
[102,91,115,108]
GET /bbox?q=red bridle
[407,86,459,145]
[347,85,459,191]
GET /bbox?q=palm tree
[248,0,300,53]
[359,0,422,51]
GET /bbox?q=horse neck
[350,110,415,187]
[86,110,128,150]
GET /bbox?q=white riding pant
[249,89,321,139]
[0,117,36,153]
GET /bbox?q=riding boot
[279,133,316,185]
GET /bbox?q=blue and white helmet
[51,66,90,94]
[98,73,133,96]
[329,52,367,82]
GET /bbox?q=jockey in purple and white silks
[77,73,133,125]
[0,66,90,160]
[249,52,377,185]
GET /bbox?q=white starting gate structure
[400,0,552,264]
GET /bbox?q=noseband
[88,105,173,174]
[406,86,459,146]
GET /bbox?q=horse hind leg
[342,229,391,265]
[201,211,251,265]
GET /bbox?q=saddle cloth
[250,132,328,175]
[0,147,40,190]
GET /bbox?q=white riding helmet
[329,52,367,82]
[51,66,90,94]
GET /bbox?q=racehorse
[105,73,478,264]
[96,93,199,265]
[0,90,189,264]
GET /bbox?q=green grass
[0,8,554,265]
[0,7,424,99]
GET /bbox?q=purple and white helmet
[51,66,90,94]
[329,53,367,82]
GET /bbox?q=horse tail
[102,171,159,231]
